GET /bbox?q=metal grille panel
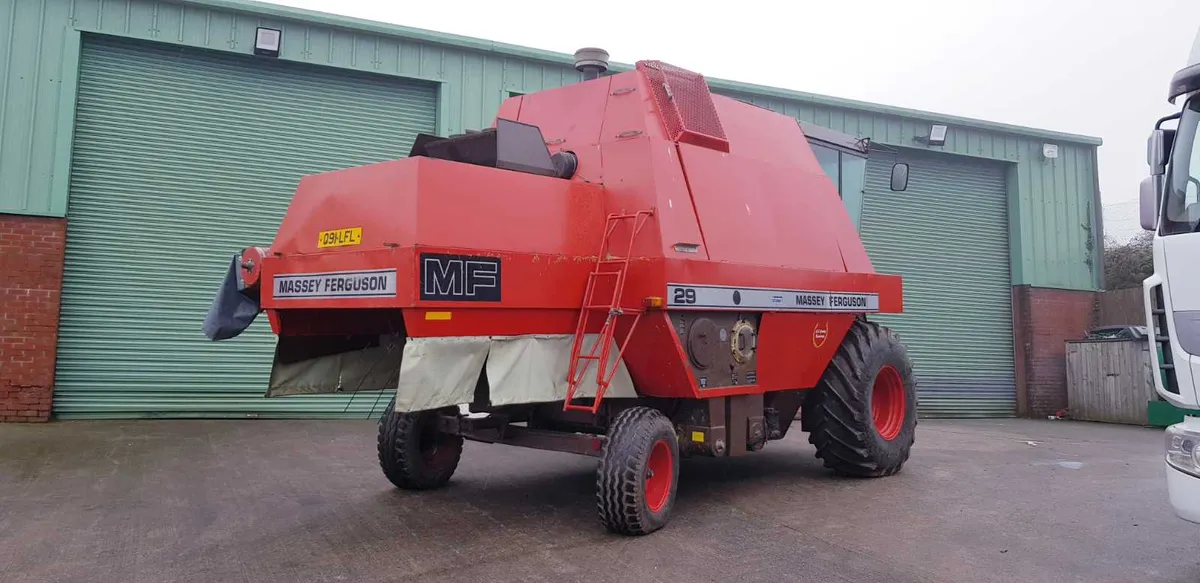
[636,60,729,152]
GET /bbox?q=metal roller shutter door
[54,35,437,418]
[861,149,1016,417]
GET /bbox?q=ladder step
[563,402,598,413]
[590,271,623,277]
[582,306,641,312]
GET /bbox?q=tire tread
[376,398,463,490]
[596,406,677,535]
[804,319,917,477]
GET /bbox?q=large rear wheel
[596,406,680,535]
[377,398,464,490]
[801,319,917,477]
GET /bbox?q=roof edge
[179,0,1104,148]
[177,0,583,65]
[699,76,1104,147]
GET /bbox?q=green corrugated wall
[0,0,1102,290]
[52,35,436,418]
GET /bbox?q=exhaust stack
[573,47,610,81]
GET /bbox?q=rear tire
[377,397,463,490]
[801,319,917,477]
[596,406,680,536]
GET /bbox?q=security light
[254,27,281,58]
[927,124,948,147]
[1042,143,1060,159]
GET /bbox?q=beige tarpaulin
[266,333,403,398]
[483,334,636,407]
[393,336,490,412]
[266,333,637,412]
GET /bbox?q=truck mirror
[1141,176,1161,231]
[1149,129,1173,176]
[890,163,909,192]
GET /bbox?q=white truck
[1139,25,1200,524]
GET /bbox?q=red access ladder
[563,209,655,413]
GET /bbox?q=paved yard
[0,416,1195,583]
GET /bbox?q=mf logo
[420,253,502,302]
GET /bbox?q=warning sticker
[273,269,397,300]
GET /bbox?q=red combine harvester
[203,54,917,535]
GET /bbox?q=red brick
[0,215,65,423]
[1012,285,1097,418]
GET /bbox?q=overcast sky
[263,0,1200,238]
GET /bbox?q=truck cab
[1139,25,1200,524]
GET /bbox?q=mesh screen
[636,60,729,152]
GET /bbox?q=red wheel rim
[871,365,906,441]
[645,439,673,513]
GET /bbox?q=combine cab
[203,56,917,535]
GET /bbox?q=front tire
[596,406,680,535]
[801,319,917,477]
[377,398,463,490]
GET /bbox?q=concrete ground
[0,417,1195,583]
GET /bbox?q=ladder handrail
[564,209,654,414]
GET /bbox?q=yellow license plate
[317,227,362,249]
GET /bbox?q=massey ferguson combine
[203,52,918,535]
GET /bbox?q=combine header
[204,51,918,535]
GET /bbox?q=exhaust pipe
[573,47,610,81]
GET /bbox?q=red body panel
[254,65,903,397]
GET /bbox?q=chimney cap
[573,47,610,74]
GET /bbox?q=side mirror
[890,163,909,192]
[1140,176,1161,231]
[1148,129,1174,176]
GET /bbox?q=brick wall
[1012,285,1097,418]
[0,215,67,422]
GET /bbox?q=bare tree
[1103,231,1155,290]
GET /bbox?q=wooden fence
[1065,338,1156,425]
[1095,287,1145,326]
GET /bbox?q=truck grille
[1151,283,1182,395]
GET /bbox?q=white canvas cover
[267,333,637,412]
[482,334,636,407]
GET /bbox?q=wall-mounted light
[1042,143,1060,159]
[927,124,948,147]
[254,27,282,58]
[913,123,948,147]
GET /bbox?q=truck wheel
[802,319,917,477]
[376,397,463,490]
[596,406,680,535]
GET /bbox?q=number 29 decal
[672,287,697,305]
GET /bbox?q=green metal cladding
[53,34,437,418]
[0,0,1103,290]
